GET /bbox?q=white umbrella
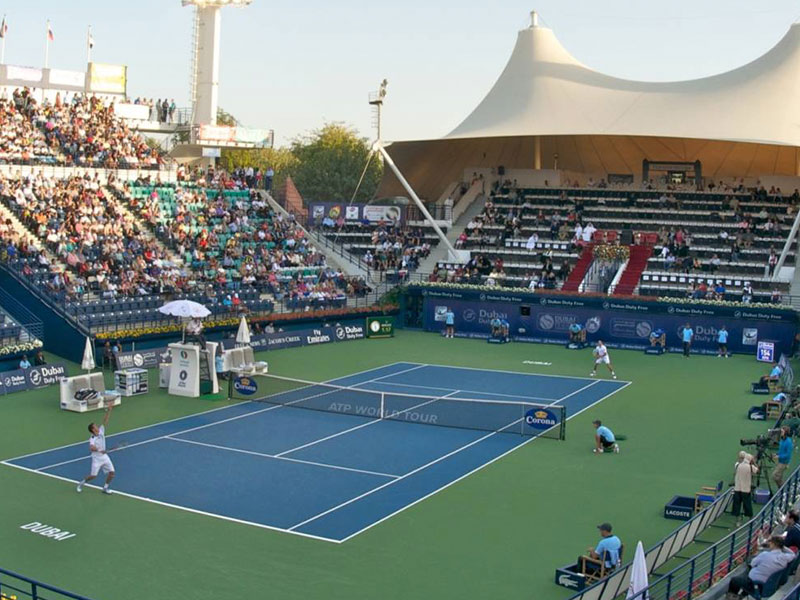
[81,336,95,372]
[626,541,648,600]
[236,316,251,346]
[158,300,211,319]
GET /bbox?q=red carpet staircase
[561,244,595,292]
[613,245,652,296]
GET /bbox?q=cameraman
[732,451,758,525]
[773,426,793,487]
[726,536,795,597]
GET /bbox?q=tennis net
[227,372,566,439]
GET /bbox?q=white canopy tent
[379,13,800,200]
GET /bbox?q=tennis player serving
[77,405,115,495]
[590,340,617,379]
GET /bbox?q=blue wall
[409,286,798,356]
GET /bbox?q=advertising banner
[221,324,365,351]
[116,347,171,370]
[417,287,797,355]
[88,62,126,94]
[366,317,394,338]
[308,203,405,225]
[0,362,68,395]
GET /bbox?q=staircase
[613,245,652,296]
[561,244,595,292]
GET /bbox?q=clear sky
[3,0,799,145]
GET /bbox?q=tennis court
[2,362,629,543]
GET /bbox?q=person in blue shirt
[649,327,666,349]
[592,419,619,454]
[681,323,693,357]
[717,325,729,358]
[569,322,586,346]
[490,317,503,338]
[760,362,783,385]
[444,308,455,339]
[773,426,793,487]
[585,523,622,573]
[499,318,510,340]
[18,354,31,370]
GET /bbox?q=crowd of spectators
[361,225,431,275]
[0,88,165,169]
[2,172,180,300]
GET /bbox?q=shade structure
[235,316,251,346]
[81,336,95,372]
[379,15,800,200]
[158,300,211,319]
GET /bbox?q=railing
[0,566,93,600]
[0,287,44,342]
[568,462,800,600]
[783,579,800,600]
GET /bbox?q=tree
[289,123,383,203]
[220,146,298,192]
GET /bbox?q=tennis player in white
[77,405,115,495]
[590,340,617,379]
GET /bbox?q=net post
[520,403,524,436]
[381,392,385,419]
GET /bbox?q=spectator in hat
[583,523,621,573]
[732,451,758,525]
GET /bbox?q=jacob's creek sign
[0,363,67,395]
[221,325,365,351]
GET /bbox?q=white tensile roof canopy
[380,13,800,199]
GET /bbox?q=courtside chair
[694,481,723,513]
[579,544,624,584]
[749,567,784,599]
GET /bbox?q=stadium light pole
[181,0,252,129]
[367,80,459,260]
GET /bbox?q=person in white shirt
[77,405,115,495]
[590,340,617,379]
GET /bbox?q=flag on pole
[626,541,649,600]
[0,17,8,39]
[47,22,54,41]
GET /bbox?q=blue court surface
[2,363,630,543]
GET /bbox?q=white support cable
[773,208,800,281]
[375,142,458,260]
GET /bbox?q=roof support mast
[368,80,459,261]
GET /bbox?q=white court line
[4,361,415,464]
[288,385,572,532]
[165,436,400,479]
[288,427,509,531]
[337,379,634,542]
[28,363,428,472]
[557,379,601,403]
[399,361,633,384]
[356,380,554,403]
[274,390,462,458]
[0,460,342,544]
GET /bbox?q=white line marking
[0,460,341,544]
[337,380,634,542]
[30,364,423,472]
[166,437,400,479]
[274,391,461,458]
[356,380,554,403]
[289,383,578,533]
[288,428,505,531]
[401,361,633,384]
[4,361,413,463]
[558,379,601,402]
